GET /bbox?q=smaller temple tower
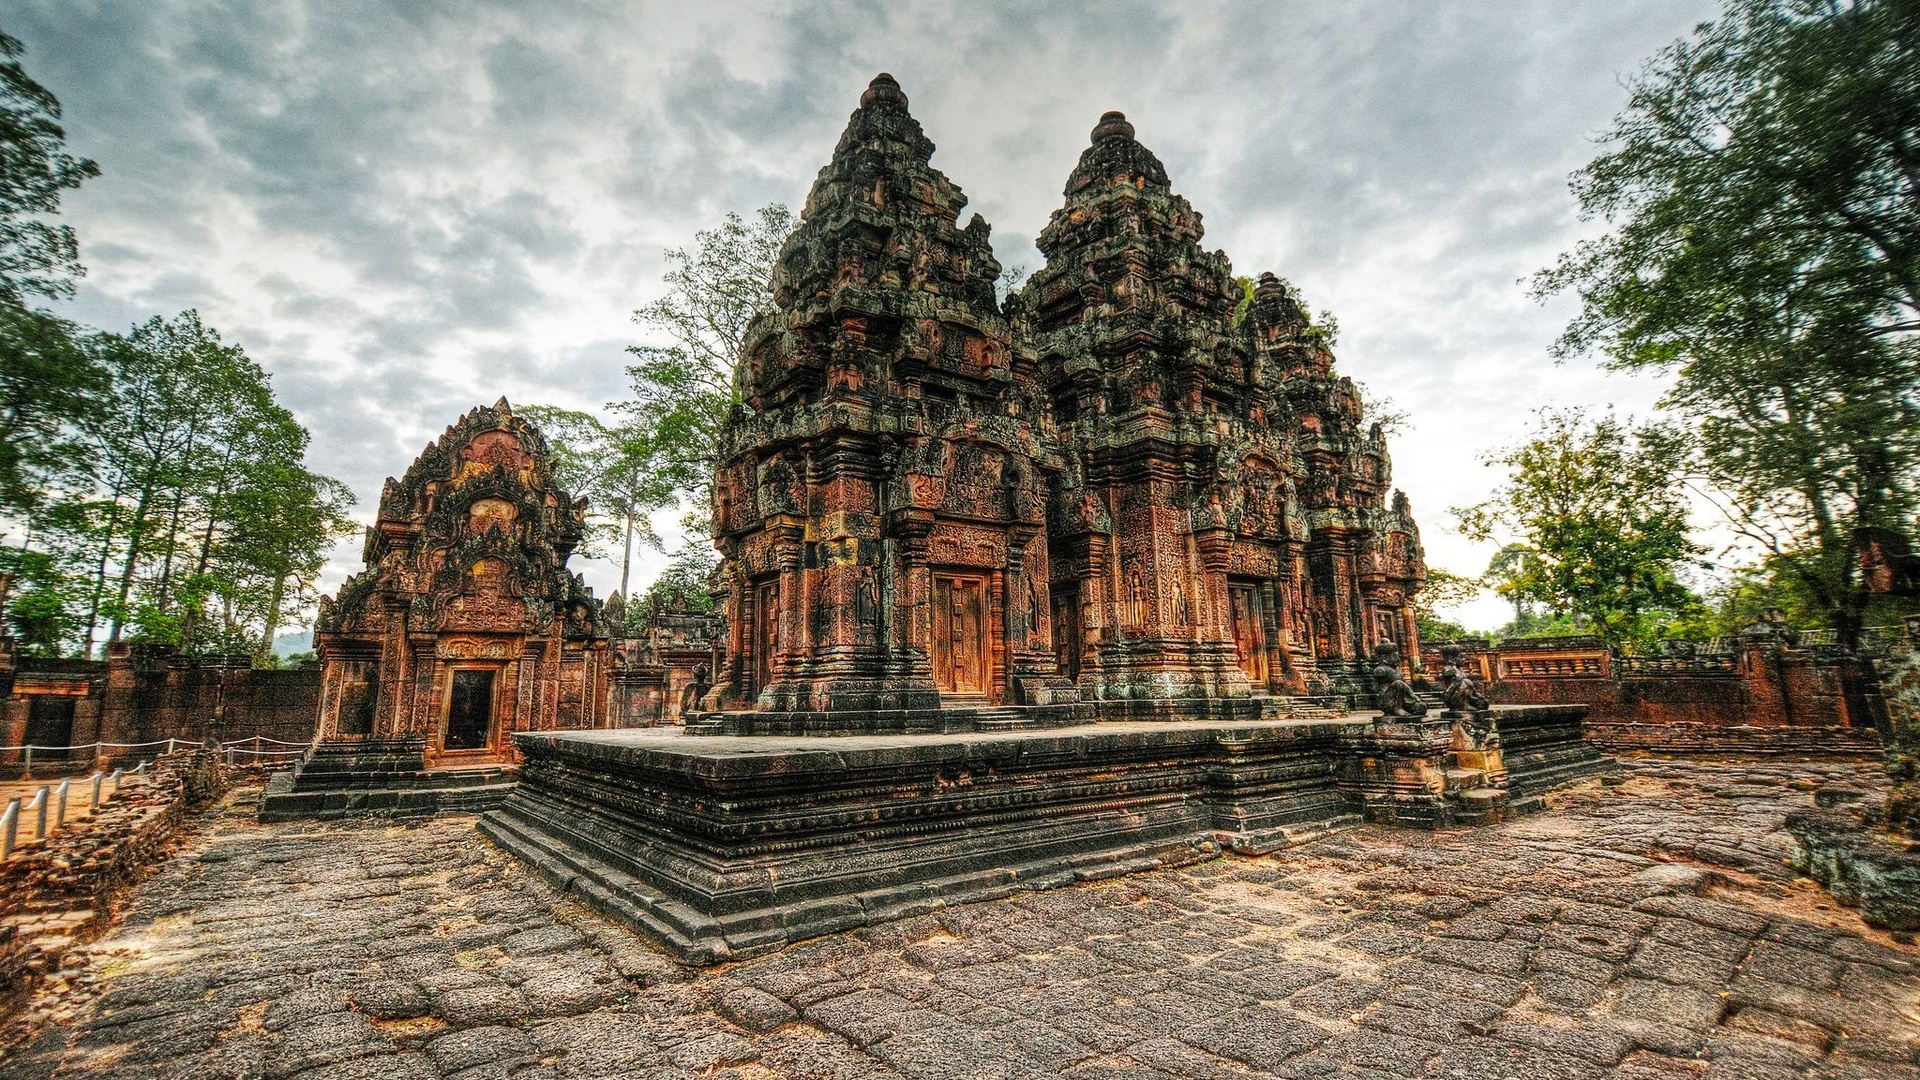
[314,399,611,763]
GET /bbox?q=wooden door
[933,574,989,697]
[445,669,495,751]
[1229,583,1268,686]
[751,579,779,696]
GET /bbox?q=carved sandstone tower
[314,399,611,763]
[1019,111,1259,701]
[710,74,1075,716]
[1242,272,1425,689]
[1019,113,1425,701]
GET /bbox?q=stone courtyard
[2,756,1914,1080]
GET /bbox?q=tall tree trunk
[107,481,157,644]
[256,571,287,667]
[152,419,202,619]
[178,454,231,652]
[81,485,122,659]
[619,510,635,599]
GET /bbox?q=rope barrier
[0,734,313,754]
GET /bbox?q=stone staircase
[1264,696,1348,722]
[969,708,1047,732]
[1442,764,1510,825]
[258,740,518,821]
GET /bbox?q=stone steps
[1264,697,1346,722]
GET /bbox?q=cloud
[10,0,1718,628]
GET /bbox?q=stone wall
[609,604,722,727]
[0,747,227,1010]
[1423,635,1883,754]
[0,642,320,775]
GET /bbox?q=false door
[750,579,779,697]
[932,574,990,699]
[1228,582,1268,686]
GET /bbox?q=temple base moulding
[479,704,1608,964]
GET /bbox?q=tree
[0,31,108,518]
[517,404,673,599]
[1411,567,1483,642]
[65,312,353,657]
[0,302,104,514]
[1534,0,1920,645]
[1455,409,1705,649]
[0,29,98,304]
[619,204,793,511]
[643,544,718,619]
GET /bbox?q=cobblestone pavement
[2,757,1916,1080]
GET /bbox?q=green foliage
[3,311,362,659]
[1412,566,1484,642]
[518,404,673,598]
[0,30,98,303]
[0,298,106,515]
[1456,409,1705,649]
[642,544,719,619]
[620,204,793,512]
[1534,0,1920,645]
[0,546,80,655]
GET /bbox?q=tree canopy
[619,204,793,511]
[1455,410,1705,648]
[1535,0,1920,642]
[0,28,97,304]
[516,404,673,600]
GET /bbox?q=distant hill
[272,630,314,657]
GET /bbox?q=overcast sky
[12,1,1720,631]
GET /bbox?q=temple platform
[258,739,518,822]
[479,704,1609,963]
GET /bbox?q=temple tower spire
[710,74,1074,718]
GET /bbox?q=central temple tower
[710,74,1076,714]
[1017,110,1257,701]
[708,77,1423,721]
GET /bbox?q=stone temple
[479,76,1607,963]
[705,76,1421,725]
[260,399,614,819]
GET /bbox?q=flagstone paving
[1,757,1915,1079]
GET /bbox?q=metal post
[30,786,48,840]
[91,771,104,812]
[110,767,123,797]
[21,745,31,779]
[1,798,17,859]
[54,777,69,828]
[134,761,147,778]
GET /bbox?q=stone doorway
[1229,582,1268,687]
[750,579,779,698]
[933,573,990,701]
[444,668,496,752]
[1051,586,1082,683]
[24,694,75,761]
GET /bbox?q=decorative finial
[493,395,513,415]
[1254,272,1287,300]
[1092,110,1135,143]
[861,72,907,108]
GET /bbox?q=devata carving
[709,76,1425,717]
[314,399,611,761]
